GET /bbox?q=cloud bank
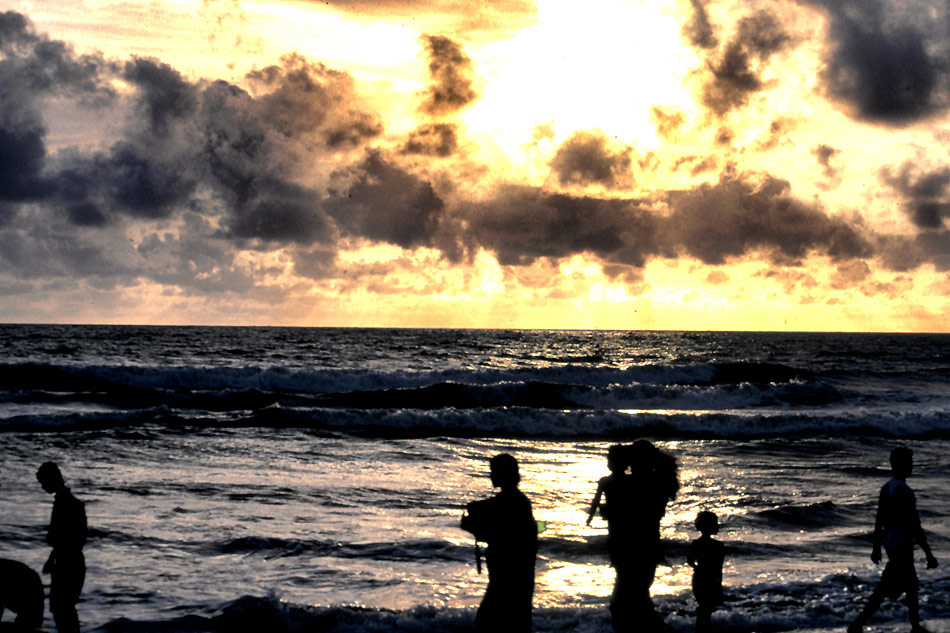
[1,3,948,326]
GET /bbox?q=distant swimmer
[848,447,939,633]
[0,558,44,631]
[37,462,87,633]
[461,453,538,633]
[687,511,724,633]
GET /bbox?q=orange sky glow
[1,0,949,331]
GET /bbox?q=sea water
[0,326,948,632]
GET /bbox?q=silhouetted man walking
[848,447,938,633]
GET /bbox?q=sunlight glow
[461,0,695,165]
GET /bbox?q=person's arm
[911,496,939,569]
[916,528,939,569]
[871,486,885,563]
[586,479,606,525]
[461,503,475,534]
[42,551,55,574]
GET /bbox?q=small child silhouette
[585,444,626,526]
[687,511,724,633]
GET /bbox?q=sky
[1,0,949,331]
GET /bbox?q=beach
[1,326,948,631]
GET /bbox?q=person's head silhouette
[607,444,627,474]
[889,447,913,479]
[695,510,719,536]
[37,461,66,494]
[489,453,520,490]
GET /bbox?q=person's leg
[696,605,712,633]
[907,586,923,629]
[610,571,632,633]
[848,583,886,633]
[50,557,84,633]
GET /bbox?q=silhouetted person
[687,511,724,633]
[0,558,44,631]
[37,462,87,633]
[461,453,538,633]
[848,447,938,633]
[586,444,625,527]
[605,440,678,633]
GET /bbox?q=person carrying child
[589,441,678,633]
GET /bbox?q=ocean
[0,325,948,632]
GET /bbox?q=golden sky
[1,0,949,330]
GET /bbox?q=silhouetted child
[688,511,724,633]
[461,453,538,633]
[0,558,44,631]
[37,462,87,633]
[586,444,626,526]
[848,447,938,633]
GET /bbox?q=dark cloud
[549,131,633,188]
[814,145,839,178]
[831,260,871,289]
[874,234,926,272]
[665,172,872,265]
[0,11,34,47]
[0,12,115,201]
[65,201,107,227]
[882,163,950,229]
[457,170,876,271]
[4,8,949,309]
[292,245,337,280]
[0,126,46,200]
[324,111,384,150]
[805,0,950,123]
[228,179,331,244]
[246,54,382,147]
[0,12,397,294]
[0,202,15,227]
[403,123,458,157]
[326,151,445,249]
[715,127,734,145]
[701,10,791,116]
[123,57,198,135]
[458,186,656,266]
[104,142,198,219]
[419,35,477,116]
[683,0,718,49]
[0,13,115,102]
[914,230,950,271]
